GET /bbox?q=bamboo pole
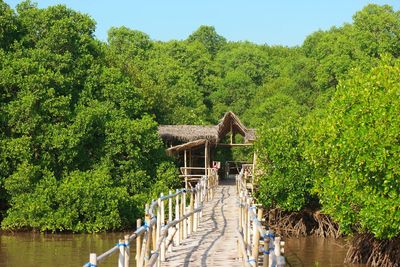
[204,141,208,177]
[193,188,198,232]
[152,207,157,251]
[136,219,142,267]
[175,190,181,245]
[124,235,130,267]
[118,239,125,267]
[184,150,188,189]
[89,253,97,267]
[251,208,263,265]
[268,230,275,267]
[182,190,187,239]
[160,196,166,262]
[247,199,252,245]
[189,190,194,235]
[262,226,268,267]
[239,192,243,230]
[143,206,152,267]
[243,200,248,245]
[168,190,173,252]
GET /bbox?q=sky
[4,0,400,46]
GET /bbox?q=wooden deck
[162,179,241,267]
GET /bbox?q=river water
[0,232,132,267]
[0,232,365,267]
[285,236,366,267]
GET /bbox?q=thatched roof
[166,139,208,154]
[216,111,255,143]
[158,112,256,145]
[158,125,219,143]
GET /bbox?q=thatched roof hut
[158,112,256,148]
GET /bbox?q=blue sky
[5,0,400,46]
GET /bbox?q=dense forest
[0,0,399,265]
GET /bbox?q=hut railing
[236,167,286,267]
[83,170,218,267]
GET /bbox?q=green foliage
[305,60,400,239]
[255,109,314,211]
[0,1,399,241]
[187,25,226,56]
[0,1,178,232]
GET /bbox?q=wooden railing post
[262,226,268,267]
[89,253,97,267]
[182,189,187,239]
[247,199,252,244]
[160,194,166,262]
[168,190,173,252]
[175,189,181,246]
[243,200,248,246]
[136,219,142,267]
[118,239,125,267]
[268,230,275,267]
[189,190,194,235]
[239,191,243,230]
[193,188,198,232]
[124,234,130,267]
[251,207,263,265]
[143,205,151,267]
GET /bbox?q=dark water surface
[1,233,367,267]
[0,232,134,267]
[285,236,366,267]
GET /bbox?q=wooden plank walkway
[162,179,241,267]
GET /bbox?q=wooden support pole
[175,190,181,245]
[247,199,252,245]
[184,150,188,189]
[124,234,130,267]
[268,230,275,267]
[118,239,125,267]
[182,190,187,239]
[189,190,194,235]
[168,190,173,252]
[89,253,97,267]
[144,205,152,267]
[136,219,142,267]
[243,201,248,245]
[160,194,166,263]
[239,192,243,229]
[262,226,268,267]
[152,202,157,252]
[189,149,192,171]
[251,208,263,265]
[193,188,198,232]
[204,141,208,177]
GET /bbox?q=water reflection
[0,232,133,267]
[285,236,365,267]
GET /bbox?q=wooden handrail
[83,171,219,267]
[236,167,286,267]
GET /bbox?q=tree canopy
[0,1,399,241]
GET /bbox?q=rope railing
[83,169,219,267]
[236,167,286,267]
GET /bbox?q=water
[0,232,134,267]
[0,233,366,267]
[285,236,366,267]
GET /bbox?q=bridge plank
[162,180,242,267]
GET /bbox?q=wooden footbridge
[83,167,286,267]
[83,112,286,266]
